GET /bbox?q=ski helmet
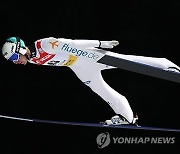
[2,37,27,62]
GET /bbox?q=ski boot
[103,114,139,127]
[103,115,129,125]
[165,67,180,73]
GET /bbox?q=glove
[100,40,119,49]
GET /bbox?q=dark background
[0,0,180,153]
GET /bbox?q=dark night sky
[0,0,180,153]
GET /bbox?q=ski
[1,114,180,132]
[97,50,180,83]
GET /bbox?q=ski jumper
[28,37,134,123]
[28,37,180,123]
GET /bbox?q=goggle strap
[15,36,21,53]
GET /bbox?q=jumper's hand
[100,40,119,48]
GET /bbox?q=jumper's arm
[97,50,180,83]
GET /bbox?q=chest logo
[49,40,59,49]
[32,51,55,65]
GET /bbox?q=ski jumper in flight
[2,37,180,125]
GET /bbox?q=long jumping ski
[1,114,180,132]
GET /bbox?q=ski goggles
[9,52,20,62]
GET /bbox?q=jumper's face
[13,47,31,65]
[13,54,28,65]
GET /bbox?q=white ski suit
[28,37,180,123]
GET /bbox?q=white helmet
[2,37,27,62]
